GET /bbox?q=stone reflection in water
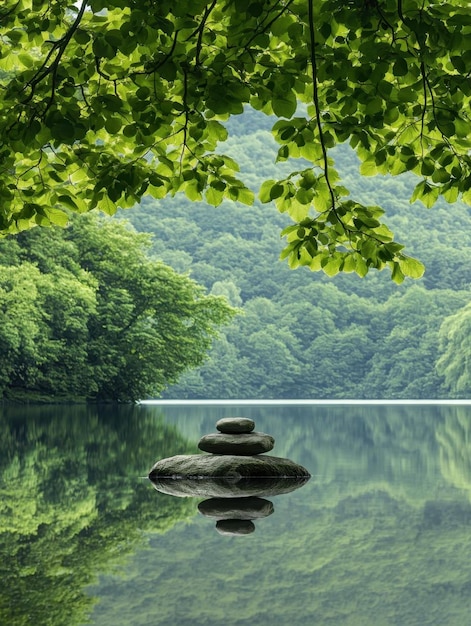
[149,475,310,534]
[199,496,273,536]
[148,417,310,534]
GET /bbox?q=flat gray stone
[216,519,255,536]
[198,497,274,520]
[148,454,310,498]
[198,432,274,455]
[216,417,255,434]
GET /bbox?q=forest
[124,108,471,399]
[0,106,470,401]
[0,0,470,401]
[0,214,234,402]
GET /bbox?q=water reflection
[200,497,273,536]
[2,403,471,625]
[0,403,196,626]
[149,475,310,534]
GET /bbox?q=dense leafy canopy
[0,213,235,401]
[1,0,471,280]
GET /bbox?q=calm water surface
[2,402,471,625]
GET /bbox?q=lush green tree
[0,263,46,391]
[362,286,468,398]
[1,0,471,280]
[210,280,243,307]
[65,215,237,401]
[0,213,235,401]
[437,303,471,397]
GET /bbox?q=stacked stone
[149,416,310,536]
[198,417,275,456]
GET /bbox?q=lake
[2,401,471,625]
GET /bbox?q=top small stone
[216,417,255,434]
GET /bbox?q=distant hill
[123,108,471,399]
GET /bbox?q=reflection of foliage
[153,404,441,505]
[0,404,197,626]
[436,407,471,497]
[87,404,471,626]
[4,403,471,625]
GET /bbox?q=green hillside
[124,108,471,399]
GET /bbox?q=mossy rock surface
[198,432,274,455]
[148,454,311,498]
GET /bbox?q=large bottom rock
[148,454,310,498]
[149,453,310,480]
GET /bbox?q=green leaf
[92,37,115,59]
[359,160,377,176]
[74,29,91,44]
[98,195,118,216]
[343,254,357,273]
[237,187,255,205]
[270,183,284,200]
[259,180,277,203]
[280,224,299,237]
[393,57,409,76]
[50,120,76,142]
[322,256,342,277]
[272,92,297,118]
[391,262,405,284]
[18,53,34,68]
[43,207,69,227]
[105,117,122,134]
[354,256,368,278]
[184,180,202,201]
[398,256,425,279]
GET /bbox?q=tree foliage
[0,213,235,401]
[437,304,471,397]
[1,0,470,279]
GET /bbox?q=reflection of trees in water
[152,404,445,505]
[0,404,196,626]
[91,409,471,626]
[142,403,471,507]
[436,407,471,497]
[65,404,471,626]
[5,403,471,625]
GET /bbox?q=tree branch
[22,0,88,108]
[307,0,336,212]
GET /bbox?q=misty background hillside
[125,108,471,399]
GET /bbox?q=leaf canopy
[1,0,471,279]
